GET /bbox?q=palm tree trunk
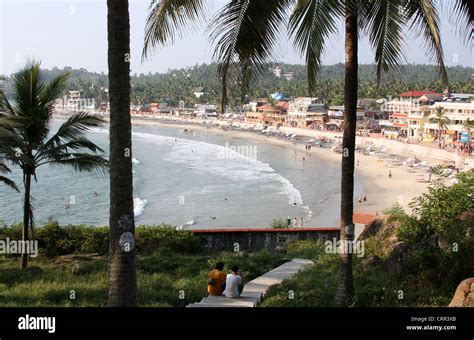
[20,172,31,269]
[336,1,357,307]
[106,0,137,307]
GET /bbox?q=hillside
[3,63,474,108]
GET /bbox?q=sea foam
[133,132,313,219]
[133,197,147,217]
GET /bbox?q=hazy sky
[1,0,472,76]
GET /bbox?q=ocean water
[0,119,364,229]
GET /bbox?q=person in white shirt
[223,265,243,298]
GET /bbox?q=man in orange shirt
[207,262,226,296]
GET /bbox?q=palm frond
[0,91,17,116]
[49,153,109,176]
[0,176,19,192]
[361,0,406,86]
[289,0,342,95]
[448,0,474,43]
[35,137,105,164]
[38,71,70,108]
[142,0,207,61]
[209,0,292,111]
[0,161,19,192]
[405,0,448,86]
[34,112,105,162]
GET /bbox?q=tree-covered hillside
[3,63,474,108]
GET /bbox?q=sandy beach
[125,116,443,217]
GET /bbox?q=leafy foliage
[395,169,474,243]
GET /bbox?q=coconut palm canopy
[143,0,473,109]
[142,0,473,306]
[0,61,108,268]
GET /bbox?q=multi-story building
[380,91,443,139]
[424,102,474,144]
[287,97,325,128]
[245,101,288,126]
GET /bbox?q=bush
[271,219,288,229]
[135,225,203,254]
[0,223,203,258]
[396,169,474,243]
[286,239,324,260]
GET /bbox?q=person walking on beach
[207,262,226,296]
[299,217,304,228]
[292,217,297,228]
[287,217,291,227]
[388,170,392,179]
[358,196,363,204]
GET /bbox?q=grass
[260,240,457,307]
[0,249,290,307]
[0,238,464,307]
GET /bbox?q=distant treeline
[3,63,474,108]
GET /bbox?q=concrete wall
[192,228,340,252]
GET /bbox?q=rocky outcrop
[385,241,439,274]
[449,278,474,307]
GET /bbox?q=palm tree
[142,0,472,306]
[0,121,19,192]
[106,0,137,306]
[0,159,18,192]
[463,118,474,138]
[433,106,450,147]
[0,61,108,269]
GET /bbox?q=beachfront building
[380,91,443,139]
[444,92,474,102]
[246,98,268,112]
[194,104,217,118]
[54,90,96,113]
[424,102,474,145]
[287,97,325,128]
[245,101,288,126]
[325,105,365,131]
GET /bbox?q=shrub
[0,222,203,258]
[397,169,474,243]
[271,219,288,229]
[135,225,203,254]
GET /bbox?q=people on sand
[223,265,243,298]
[388,170,392,178]
[292,217,297,228]
[287,216,291,227]
[298,217,304,228]
[207,262,226,296]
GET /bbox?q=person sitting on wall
[223,265,243,298]
[207,262,226,296]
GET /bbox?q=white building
[273,66,282,78]
[424,102,474,143]
[287,97,324,128]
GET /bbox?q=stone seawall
[192,228,340,252]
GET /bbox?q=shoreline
[52,113,446,224]
[126,116,440,217]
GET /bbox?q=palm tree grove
[0,0,473,337]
